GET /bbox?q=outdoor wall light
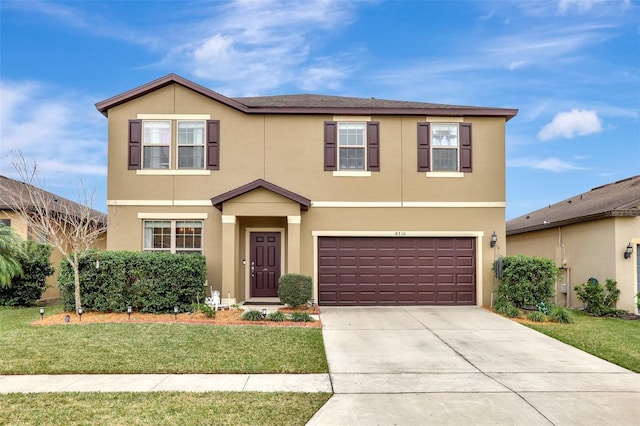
[78,307,84,321]
[624,243,633,259]
[39,307,45,320]
[173,306,179,320]
[490,231,498,248]
[127,306,132,320]
[262,308,267,319]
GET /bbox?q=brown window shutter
[324,121,337,171]
[128,120,142,170]
[206,120,220,170]
[367,121,380,172]
[417,122,430,172]
[460,123,472,172]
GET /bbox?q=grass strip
[0,305,328,375]
[524,310,640,372]
[0,391,332,426]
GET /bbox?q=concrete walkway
[0,373,332,393]
[307,306,640,426]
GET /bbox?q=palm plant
[0,225,24,288]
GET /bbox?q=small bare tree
[0,154,108,312]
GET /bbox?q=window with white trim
[143,220,203,254]
[177,121,205,169]
[338,122,366,170]
[431,123,458,171]
[142,121,171,169]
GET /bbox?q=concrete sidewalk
[308,306,640,426]
[0,373,332,394]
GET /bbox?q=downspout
[558,227,568,307]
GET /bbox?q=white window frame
[143,219,203,254]
[430,123,460,172]
[337,122,367,171]
[176,120,206,170]
[142,120,171,169]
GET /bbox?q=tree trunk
[73,252,82,312]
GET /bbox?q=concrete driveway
[307,306,640,426]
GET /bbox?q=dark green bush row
[58,250,206,314]
[278,273,312,307]
[0,241,54,306]
[495,255,560,308]
[242,309,315,323]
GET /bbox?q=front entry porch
[210,179,310,304]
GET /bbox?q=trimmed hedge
[58,250,206,314]
[496,255,560,308]
[0,241,54,306]
[278,273,312,307]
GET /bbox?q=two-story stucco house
[95,74,517,307]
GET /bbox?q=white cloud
[0,80,106,180]
[509,156,584,172]
[157,0,357,95]
[537,108,602,140]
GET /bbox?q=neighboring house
[95,74,517,307]
[0,175,107,300]
[506,176,640,314]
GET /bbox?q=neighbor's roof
[0,175,107,224]
[95,73,518,120]
[507,175,640,235]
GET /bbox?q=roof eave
[506,211,634,236]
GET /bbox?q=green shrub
[527,311,547,322]
[637,292,640,310]
[242,309,265,321]
[267,311,287,322]
[58,250,206,314]
[278,273,312,308]
[574,278,621,316]
[548,305,574,323]
[289,311,315,322]
[495,255,559,309]
[199,304,217,318]
[0,241,54,306]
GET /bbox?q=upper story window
[417,122,472,173]
[338,123,366,170]
[431,124,458,171]
[324,120,380,173]
[142,121,171,169]
[177,121,205,169]
[128,118,220,171]
[143,220,203,254]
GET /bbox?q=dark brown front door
[250,232,281,297]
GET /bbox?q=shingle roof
[95,73,518,120]
[507,175,640,235]
[0,175,107,224]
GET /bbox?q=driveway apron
[307,306,640,426]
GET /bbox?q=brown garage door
[318,237,476,306]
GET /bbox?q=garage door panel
[318,237,476,306]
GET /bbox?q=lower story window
[143,220,202,254]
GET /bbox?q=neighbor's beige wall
[507,217,639,313]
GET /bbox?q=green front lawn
[524,310,640,372]
[0,392,332,426]
[0,305,328,375]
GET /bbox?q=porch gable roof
[210,179,311,211]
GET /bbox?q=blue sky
[1,0,638,219]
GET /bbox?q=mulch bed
[31,306,321,328]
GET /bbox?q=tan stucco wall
[105,83,508,306]
[507,216,640,313]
